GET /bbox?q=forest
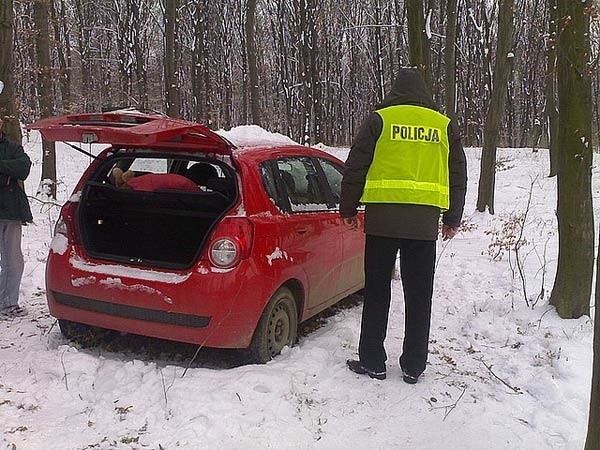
[3,0,599,148]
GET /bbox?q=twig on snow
[159,368,175,420]
[476,357,522,394]
[60,350,69,391]
[430,387,467,421]
[45,319,57,337]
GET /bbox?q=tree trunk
[406,0,432,91]
[72,0,92,112]
[476,0,514,214]
[245,0,261,126]
[192,1,210,123]
[307,0,321,143]
[296,0,313,145]
[373,0,385,102]
[585,226,600,449]
[33,0,56,199]
[50,0,71,113]
[550,0,594,319]
[164,0,180,118]
[444,0,458,121]
[546,0,559,177]
[0,0,21,142]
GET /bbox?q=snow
[69,255,191,284]
[216,125,298,148]
[49,234,68,255]
[266,247,287,266]
[0,130,597,450]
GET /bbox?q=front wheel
[250,287,298,363]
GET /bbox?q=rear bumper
[52,291,211,328]
[46,249,274,349]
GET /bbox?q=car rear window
[90,154,235,197]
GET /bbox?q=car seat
[186,162,218,187]
[205,177,235,199]
[281,171,295,193]
[305,173,321,203]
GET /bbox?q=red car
[30,112,364,362]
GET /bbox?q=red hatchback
[30,112,364,362]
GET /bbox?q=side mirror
[0,80,4,94]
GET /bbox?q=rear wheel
[250,287,298,363]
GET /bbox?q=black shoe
[347,359,386,380]
[402,370,419,384]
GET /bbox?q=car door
[317,158,365,295]
[272,156,343,315]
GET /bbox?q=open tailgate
[28,112,234,154]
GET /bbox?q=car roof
[231,144,345,166]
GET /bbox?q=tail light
[54,201,79,245]
[207,217,253,269]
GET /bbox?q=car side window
[318,159,343,208]
[260,163,283,208]
[277,157,328,212]
[128,158,168,174]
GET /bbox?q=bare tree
[406,0,432,89]
[50,0,72,113]
[444,0,458,120]
[164,0,180,117]
[586,231,600,448]
[33,0,56,198]
[189,0,211,122]
[0,0,20,142]
[245,0,262,126]
[476,0,514,214]
[546,0,559,176]
[550,0,594,319]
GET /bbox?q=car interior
[77,155,237,268]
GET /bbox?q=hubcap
[268,303,290,355]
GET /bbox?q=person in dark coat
[341,68,467,383]
[0,117,33,315]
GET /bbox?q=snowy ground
[0,129,597,450]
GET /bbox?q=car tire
[250,287,298,363]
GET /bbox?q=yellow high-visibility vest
[360,105,451,210]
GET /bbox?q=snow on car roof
[216,125,298,148]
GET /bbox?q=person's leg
[398,239,436,378]
[0,222,24,309]
[0,222,8,308]
[357,234,399,372]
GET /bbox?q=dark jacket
[340,68,467,240]
[0,132,33,222]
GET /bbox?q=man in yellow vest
[341,68,467,383]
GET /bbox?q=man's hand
[343,216,358,231]
[441,224,459,241]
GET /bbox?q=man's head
[378,67,436,111]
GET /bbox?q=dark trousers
[358,234,436,376]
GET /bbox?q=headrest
[186,163,218,185]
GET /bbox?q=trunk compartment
[79,181,235,270]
